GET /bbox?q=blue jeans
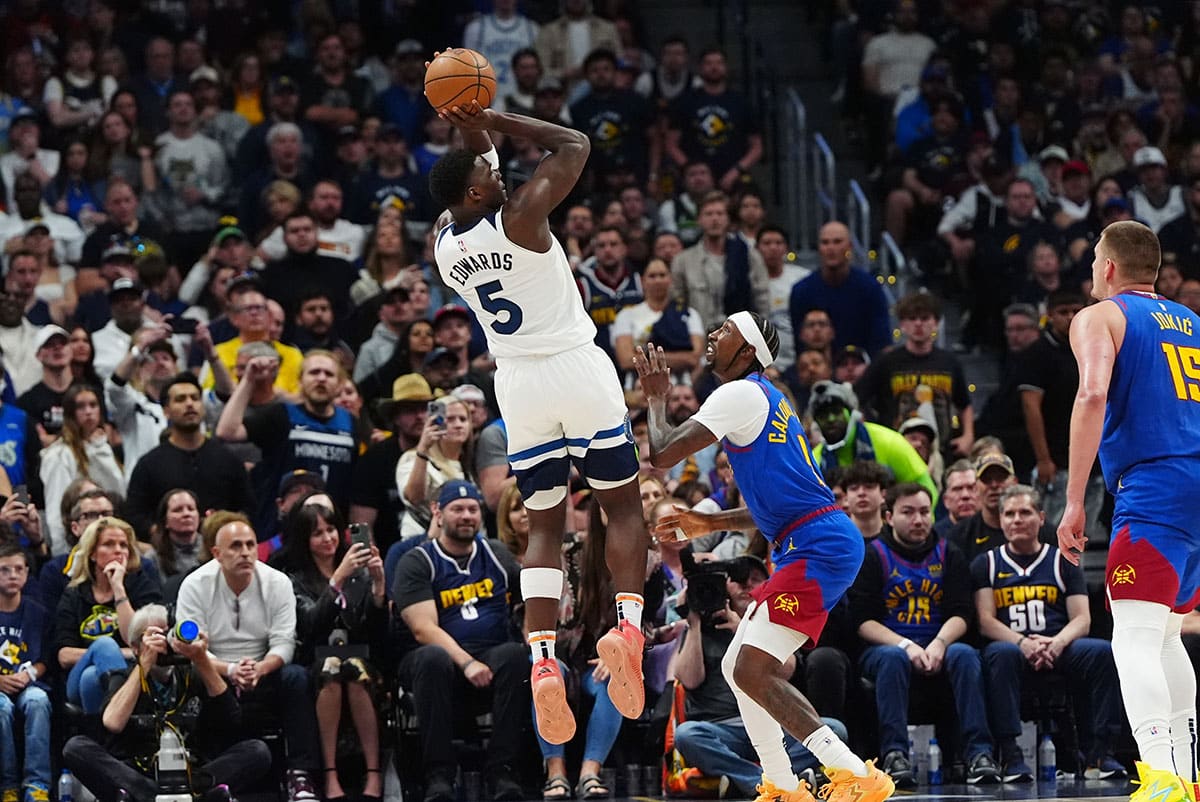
[982,638,1124,754]
[0,685,52,791]
[534,661,624,764]
[66,637,128,714]
[860,642,993,760]
[674,717,846,798]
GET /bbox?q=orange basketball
[424,48,497,112]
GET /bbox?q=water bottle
[58,769,75,802]
[927,738,943,785]
[1039,735,1057,782]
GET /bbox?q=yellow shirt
[233,90,264,126]
[203,337,304,394]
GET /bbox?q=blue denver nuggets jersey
[722,374,840,539]
[873,538,946,646]
[413,535,512,651]
[980,543,1072,637]
[1101,291,1200,489]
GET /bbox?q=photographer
[63,603,270,802]
[671,555,844,799]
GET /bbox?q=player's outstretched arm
[652,506,757,543]
[635,344,717,468]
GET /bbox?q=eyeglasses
[77,510,113,522]
[235,303,268,315]
[0,565,28,576]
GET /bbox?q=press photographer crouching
[63,604,271,802]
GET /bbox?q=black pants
[398,641,529,777]
[803,645,852,722]
[239,663,320,770]
[63,734,271,802]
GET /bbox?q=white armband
[481,147,500,170]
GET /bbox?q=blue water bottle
[1039,735,1057,782]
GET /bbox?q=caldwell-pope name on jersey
[446,250,514,287]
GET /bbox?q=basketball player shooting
[428,101,650,746]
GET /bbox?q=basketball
[424,48,497,112]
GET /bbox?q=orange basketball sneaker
[596,620,645,718]
[531,658,575,745]
[818,761,895,802]
[754,777,818,802]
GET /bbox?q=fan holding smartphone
[395,395,475,538]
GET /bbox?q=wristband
[461,658,477,672]
[1018,635,1028,647]
[416,452,431,462]
[23,664,37,681]
[112,597,128,607]
[896,638,913,650]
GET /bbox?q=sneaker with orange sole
[531,658,576,745]
[818,761,895,802]
[596,620,645,718]
[754,777,818,802]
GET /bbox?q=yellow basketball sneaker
[1130,762,1191,802]
[753,777,817,802]
[818,761,896,802]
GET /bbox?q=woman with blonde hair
[496,483,531,561]
[255,180,302,244]
[54,516,161,712]
[394,396,475,537]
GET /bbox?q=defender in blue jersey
[1058,220,1200,801]
[634,312,894,802]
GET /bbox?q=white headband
[729,311,774,369]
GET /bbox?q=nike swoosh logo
[975,536,990,544]
[997,572,1013,578]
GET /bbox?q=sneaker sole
[966,774,1001,785]
[596,630,644,719]
[859,773,896,802]
[532,671,576,745]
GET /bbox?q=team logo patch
[773,594,800,616]
[1112,563,1137,586]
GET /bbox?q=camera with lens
[675,550,730,625]
[156,619,200,668]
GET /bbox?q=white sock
[803,725,870,777]
[1164,614,1198,781]
[529,630,557,662]
[1112,599,1176,771]
[615,592,644,630]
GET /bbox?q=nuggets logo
[1111,564,1137,586]
[773,594,800,616]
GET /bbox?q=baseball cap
[337,124,361,142]
[437,479,483,508]
[1062,160,1090,178]
[33,324,69,351]
[833,345,871,367]
[394,39,424,57]
[807,380,859,417]
[1038,145,1069,164]
[1103,197,1131,214]
[433,303,472,327]
[101,242,134,263]
[974,452,1015,479]
[108,277,144,299]
[214,225,247,246]
[226,271,264,295]
[189,65,220,86]
[277,468,326,498]
[269,75,299,95]
[23,219,49,236]
[899,416,937,440]
[10,108,37,127]
[536,76,564,95]
[1133,146,1168,169]
[423,346,457,367]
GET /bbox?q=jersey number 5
[477,280,523,335]
[1161,342,1200,401]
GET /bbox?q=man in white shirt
[0,110,60,209]
[0,172,85,266]
[1128,146,1186,233]
[0,280,41,395]
[860,0,936,166]
[91,278,185,380]
[757,225,810,371]
[463,0,539,108]
[259,180,364,262]
[175,515,321,802]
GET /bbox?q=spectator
[178,225,259,310]
[1,247,52,333]
[973,484,1126,782]
[148,488,204,581]
[393,480,527,802]
[463,0,539,108]
[373,40,428,148]
[789,221,891,355]
[849,483,1000,786]
[0,110,59,209]
[128,38,180,137]
[17,324,72,440]
[191,66,251,165]
[808,381,936,501]
[395,394,474,539]
[62,603,271,802]
[262,180,366,264]
[932,460,979,539]
[276,502,387,802]
[1051,161,1094,227]
[842,460,892,541]
[671,191,768,328]
[571,48,658,190]
[0,540,51,802]
[239,123,316,239]
[303,34,373,144]
[291,289,355,367]
[859,0,936,166]
[261,211,358,336]
[886,95,969,247]
[125,372,252,540]
[758,225,809,371]
[175,515,321,802]
[350,124,426,227]
[92,277,183,381]
[832,345,869,385]
[1157,173,1200,271]
[975,303,1041,477]
[535,0,620,89]
[855,292,975,458]
[658,161,714,246]
[893,61,954,156]
[203,280,304,395]
[36,488,119,615]
[578,225,644,359]
[218,350,360,516]
[798,309,836,363]
[77,180,164,289]
[0,172,85,269]
[1127,146,1186,233]
[40,385,123,554]
[672,553,841,799]
[55,516,162,713]
[666,48,761,191]
[613,257,703,391]
[937,154,1016,279]
[235,75,318,198]
[353,283,412,382]
[649,36,697,109]
[948,453,1050,563]
[91,111,146,193]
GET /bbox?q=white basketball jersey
[435,208,597,358]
